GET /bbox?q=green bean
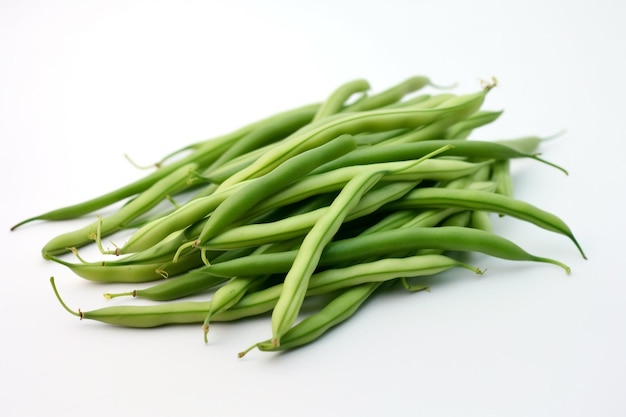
[202,225,570,278]
[202,276,268,342]
[304,254,481,296]
[207,106,319,170]
[470,210,494,232]
[490,159,514,197]
[196,134,357,245]
[12,101,326,232]
[49,255,470,329]
[104,271,229,301]
[239,281,384,356]
[119,181,246,254]
[200,238,302,340]
[48,250,205,283]
[243,158,488,220]
[123,135,357,254]
[47,276,347,329]
[313,140,567,175]
[382,93,432,108]
[443,110,503,139]
[51,276,210,327]
[358,210,417,235]
[200,92,481,185]
[46,237,541,330]
[271,169,387,346]
[342,76,434,112]
[378,111,474,145]
[440,211,472,227]
[12,143,223,230]
[313,79,370,121]
[40,163,200,257]
[104,246,263,300]
[103,229,199,266]
[200,143,274,184]
[217,89,488,190]
[381,93,458,111]
[353,129,411,146]
[200,180,416,251]
[52,274,285,327]
[388,187,586,258]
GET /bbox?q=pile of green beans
[13,75,585,357]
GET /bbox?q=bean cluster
[13,76,585,357]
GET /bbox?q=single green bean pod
[239,281,384,356]
[388,187,586,259]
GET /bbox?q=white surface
[1,1,625,416]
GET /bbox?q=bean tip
[237,343,258,358]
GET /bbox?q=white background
[1,1,625,416]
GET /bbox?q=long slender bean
[207,105,319,170]
[199,225,570,279]
[271,169,387,346]
[239,281,384,356]
[41,163,200,257]
[196,134,357,244]
[242,158,488,221]
[388,187,586,258]
[217,89,488,190]
[48,250,205,283]
[13,103,321,230]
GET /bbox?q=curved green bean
[201,225,570,278]
[388,187,586,258]
[106,273,228,302]
[41,163,200,257]
[240,281,384,356]
[271,169,387,346]
[217,89,488,190]
[342,76,435,112]
[48,250,205,283]
[197,134,357,244]
[313,139,567,175]
[208,105,319,170]
[305,254,481,296]
[313,79,370,121]
[13,101,325,231]
[443,110,503,139]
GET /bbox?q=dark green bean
[388,187,586,258]
[201,225,570,278]
[41,163,200,257]
[104,271,229,301]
